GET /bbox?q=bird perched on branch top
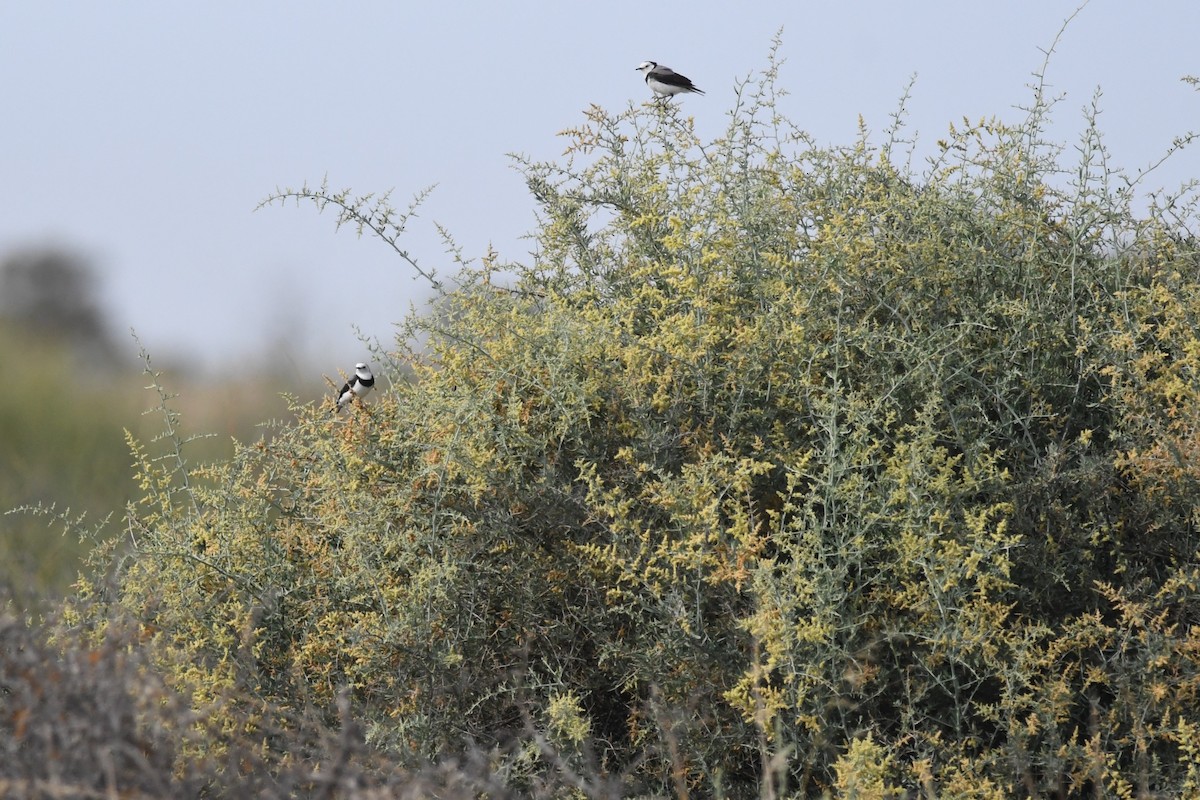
[333,362,375,413]
[635,61,705,100]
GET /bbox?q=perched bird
[333,362,375,413]
[635,61,705,100]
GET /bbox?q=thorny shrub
[63,39,1200,798]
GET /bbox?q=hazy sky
[3,2,1198,376]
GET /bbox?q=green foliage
[0,327,138,601]
[89,45,1200,797]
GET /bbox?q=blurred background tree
[1,248,133,602]
[0,247,123,370]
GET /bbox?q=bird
[333,362,375,413]
[635,61,705,100]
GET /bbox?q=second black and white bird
[334,362,375,412]
[635,61,705,99]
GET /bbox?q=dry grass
[0,595,640,800]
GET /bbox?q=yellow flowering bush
[96,49,1200,797]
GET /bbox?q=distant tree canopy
[0,247,120,367]
[90,51,1200,798]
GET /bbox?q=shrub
[85,43,1200,797]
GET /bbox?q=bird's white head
[355,362,372,377]
[635,61,657,74]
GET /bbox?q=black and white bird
[635,61,705,100]
[333,362,375,413]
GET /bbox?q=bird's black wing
[651,66,695,90]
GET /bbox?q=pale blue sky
[2,2,1197,375]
